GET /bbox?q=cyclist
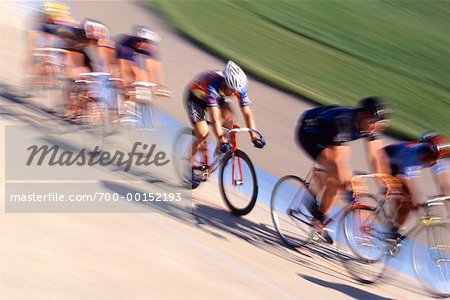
[185,60,265,166]
[294,97,390,243]
[57,19,115,119]
[378,132,450,236]
[115,25,167,94]
[26,1,76,81]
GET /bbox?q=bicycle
[270,168,382,248]
[173,124,265,216]
[26,47,70,108]
[341,175,450,298]
[67,72,112,126]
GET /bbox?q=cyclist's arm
[434,158,450,196]
[145,58,165,85]
[209,106,227,143]
[376,147,392,174]
[333,144,353,191]
[240,106,257,140]
[366,138,384,174]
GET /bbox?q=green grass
[150,0,450,138]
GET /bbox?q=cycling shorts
[185,91,226,124]
[296,124,330,160]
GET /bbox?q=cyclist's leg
[184,91,208,161]
[316,144,352,217]
[295,125,328,217]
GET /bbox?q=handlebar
[34,48,69,54]
[79,72,111,78]
[131,81,159,88]
[425,195,450,207]
[225,127,265,145]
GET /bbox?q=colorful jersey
[300,105,369,144]
[190,70,251,108]
[384,141,438,178]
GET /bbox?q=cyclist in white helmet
[186,60,265,166]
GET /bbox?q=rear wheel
[270,175,315,248]
[219,149,257,216]
[172,127,199,189]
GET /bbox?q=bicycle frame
[389,195,450,245]
[195,125,264,184]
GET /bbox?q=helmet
[420,132,450,159]
[358,96,390,121]
[223,60,247,92]
[83,19,110,41]
[43,1,71,19]
[134,25,161,43]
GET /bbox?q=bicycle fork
[230,129,244,186]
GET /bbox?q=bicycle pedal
[387,242,402,256]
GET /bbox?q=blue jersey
[301,106,366,144]
[115,34,159,59]
[384,142,435,178]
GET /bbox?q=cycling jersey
[300,106,367,144]
[384,142,437,178]
[296,105,377,159]
[190,70,251,108]
[115,34,159,62]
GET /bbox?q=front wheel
[219,149,257,216]
[270,175,316,248]
[341,204,390,284]
[412,221,450,298]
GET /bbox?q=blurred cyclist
[115,25,167,94]
[186,60,265,163]
[26,1,76,78]
[295,96,390,243]
[378,132,450,237]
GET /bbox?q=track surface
[0,1,440,299]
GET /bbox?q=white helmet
[224,60,247,91]
[135,25,161,43]
[83,19,109,40]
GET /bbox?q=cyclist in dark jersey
[115,25,166,92]
[295,97,390,242]
[378,132,450,235]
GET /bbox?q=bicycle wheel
[219,149,257,216]
[270,175,315,248]
[341,204,390,283]
[412,221,450,298]
[172,127,198,189]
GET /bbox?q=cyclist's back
[384,141,435,177]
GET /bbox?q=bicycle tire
[172,127,200,189]
[219,149,257,216]
[412,221,450,298]
[341,204,390,283]
[270,175,315,248]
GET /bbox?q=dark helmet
[420,132,450,159]
[358,96,390,121]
